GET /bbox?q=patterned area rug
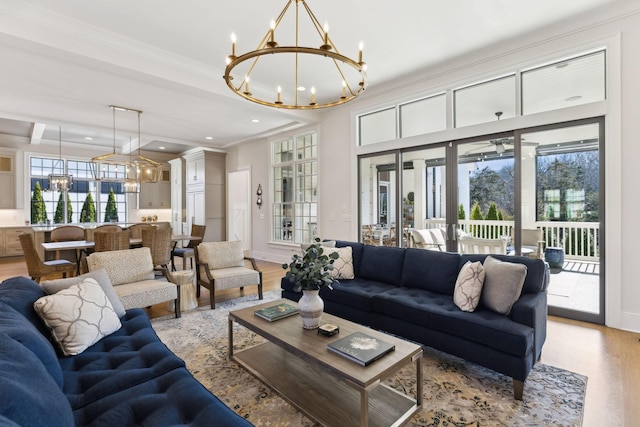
[152,292,586,427]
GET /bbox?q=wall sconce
[256,184,262,209]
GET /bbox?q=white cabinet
[183,150,226,242]
[169,158,185,238]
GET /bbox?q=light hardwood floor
[1,256,638,426]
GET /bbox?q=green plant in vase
[282,238,339,329]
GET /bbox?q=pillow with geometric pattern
[33,278,121,356]
[453,261,485,312]
[323,246,355,280]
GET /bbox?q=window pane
[359,107,396,145]
[400,94,446,138]
[522,50,605,115]
[454,75,516,128]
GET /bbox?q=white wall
[229,10,640,333]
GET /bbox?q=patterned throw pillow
[481,256,528,315]
[33,279,122,356]
[323,246,355,279]
[453,261,485,312]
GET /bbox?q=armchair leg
[209,284,215,309]
[258,272,263,300]
[513,379,524,400]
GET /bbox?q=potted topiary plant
[282,238,339,329]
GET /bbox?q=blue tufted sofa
[0,276,252,427]
[281,240,549,400]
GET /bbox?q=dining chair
[50,225,85,263]
[171,224,206,271]
[126,223,154,239]
[84,224,122,242]
[19,233,76,283]
[142,227,172,271]
[94,229,131,252]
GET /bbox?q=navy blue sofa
[0,276,252,427]
[282,241,549,400]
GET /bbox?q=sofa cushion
[0,276,49,335]
[481,256,527,315]
[401,248,461,294]
[324,246,355,279]
[358,245,406,286]
[42,268,126,318]
[0,301,64,388]
[59,308,186,410]
[460,254,547,294]
[71,367,252,427]
[87,247,155,286]
[334,241,365,276]
[0,332,75,427]
[317,278,397,312]
[453,261,485,312]
[34,279,122,356]
[371,287,534,357]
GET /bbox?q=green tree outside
[31,181,48,224]
[80,193,96,223]
[104,188,118,222]
[458,204,466,220]
[485,202,499,238]
[53,193,72,224]
[470,202,483,236]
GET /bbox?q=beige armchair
[195,240,263,309]
[512,228,544,259]
[458,236,507,255]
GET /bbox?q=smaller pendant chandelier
[123,137,140,194]
[48,126,73,192]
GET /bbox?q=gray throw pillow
[41,268,126,318]
[481,256,527,315]
[453,261,485,312]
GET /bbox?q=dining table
[42,234,202,275]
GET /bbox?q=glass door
[519,119,604,323]
[359,153,398,247]
[454,134,515,254]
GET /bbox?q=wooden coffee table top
[229,298,422,389]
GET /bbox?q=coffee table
[228,299,423,427]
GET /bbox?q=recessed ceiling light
[159,146,165,150]
[565,95,582,102]
[251,119,260,123]
[205,136,213,140]
[297,86,306,91]
[84,137,93,141]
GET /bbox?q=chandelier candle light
[223,0,367,109]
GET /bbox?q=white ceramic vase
[298,289,324,329]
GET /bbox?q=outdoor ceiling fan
[465,112,539,155]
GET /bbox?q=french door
[358,118,604,324]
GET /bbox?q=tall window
[29,156,127,224]
[272,132,318,243]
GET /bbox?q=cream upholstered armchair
[195,240,263,309]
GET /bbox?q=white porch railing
[423,219,599,261]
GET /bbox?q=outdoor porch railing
[422,219,599,261]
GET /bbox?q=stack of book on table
[254,303,300,321]
[327,331,395,366]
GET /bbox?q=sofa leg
[513,379,524,400]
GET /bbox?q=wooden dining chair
[142,227,172,271]
[171,224,206,271]
[19,233,76,283]
[50,225,85,263]
[94,229,131,252]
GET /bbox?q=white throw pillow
[481,256,528,315]
[323,246,355,279]
[41,268,126,318]
[453,261,485,312]
[33,279,122,356]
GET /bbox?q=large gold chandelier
[223,0,367,110]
